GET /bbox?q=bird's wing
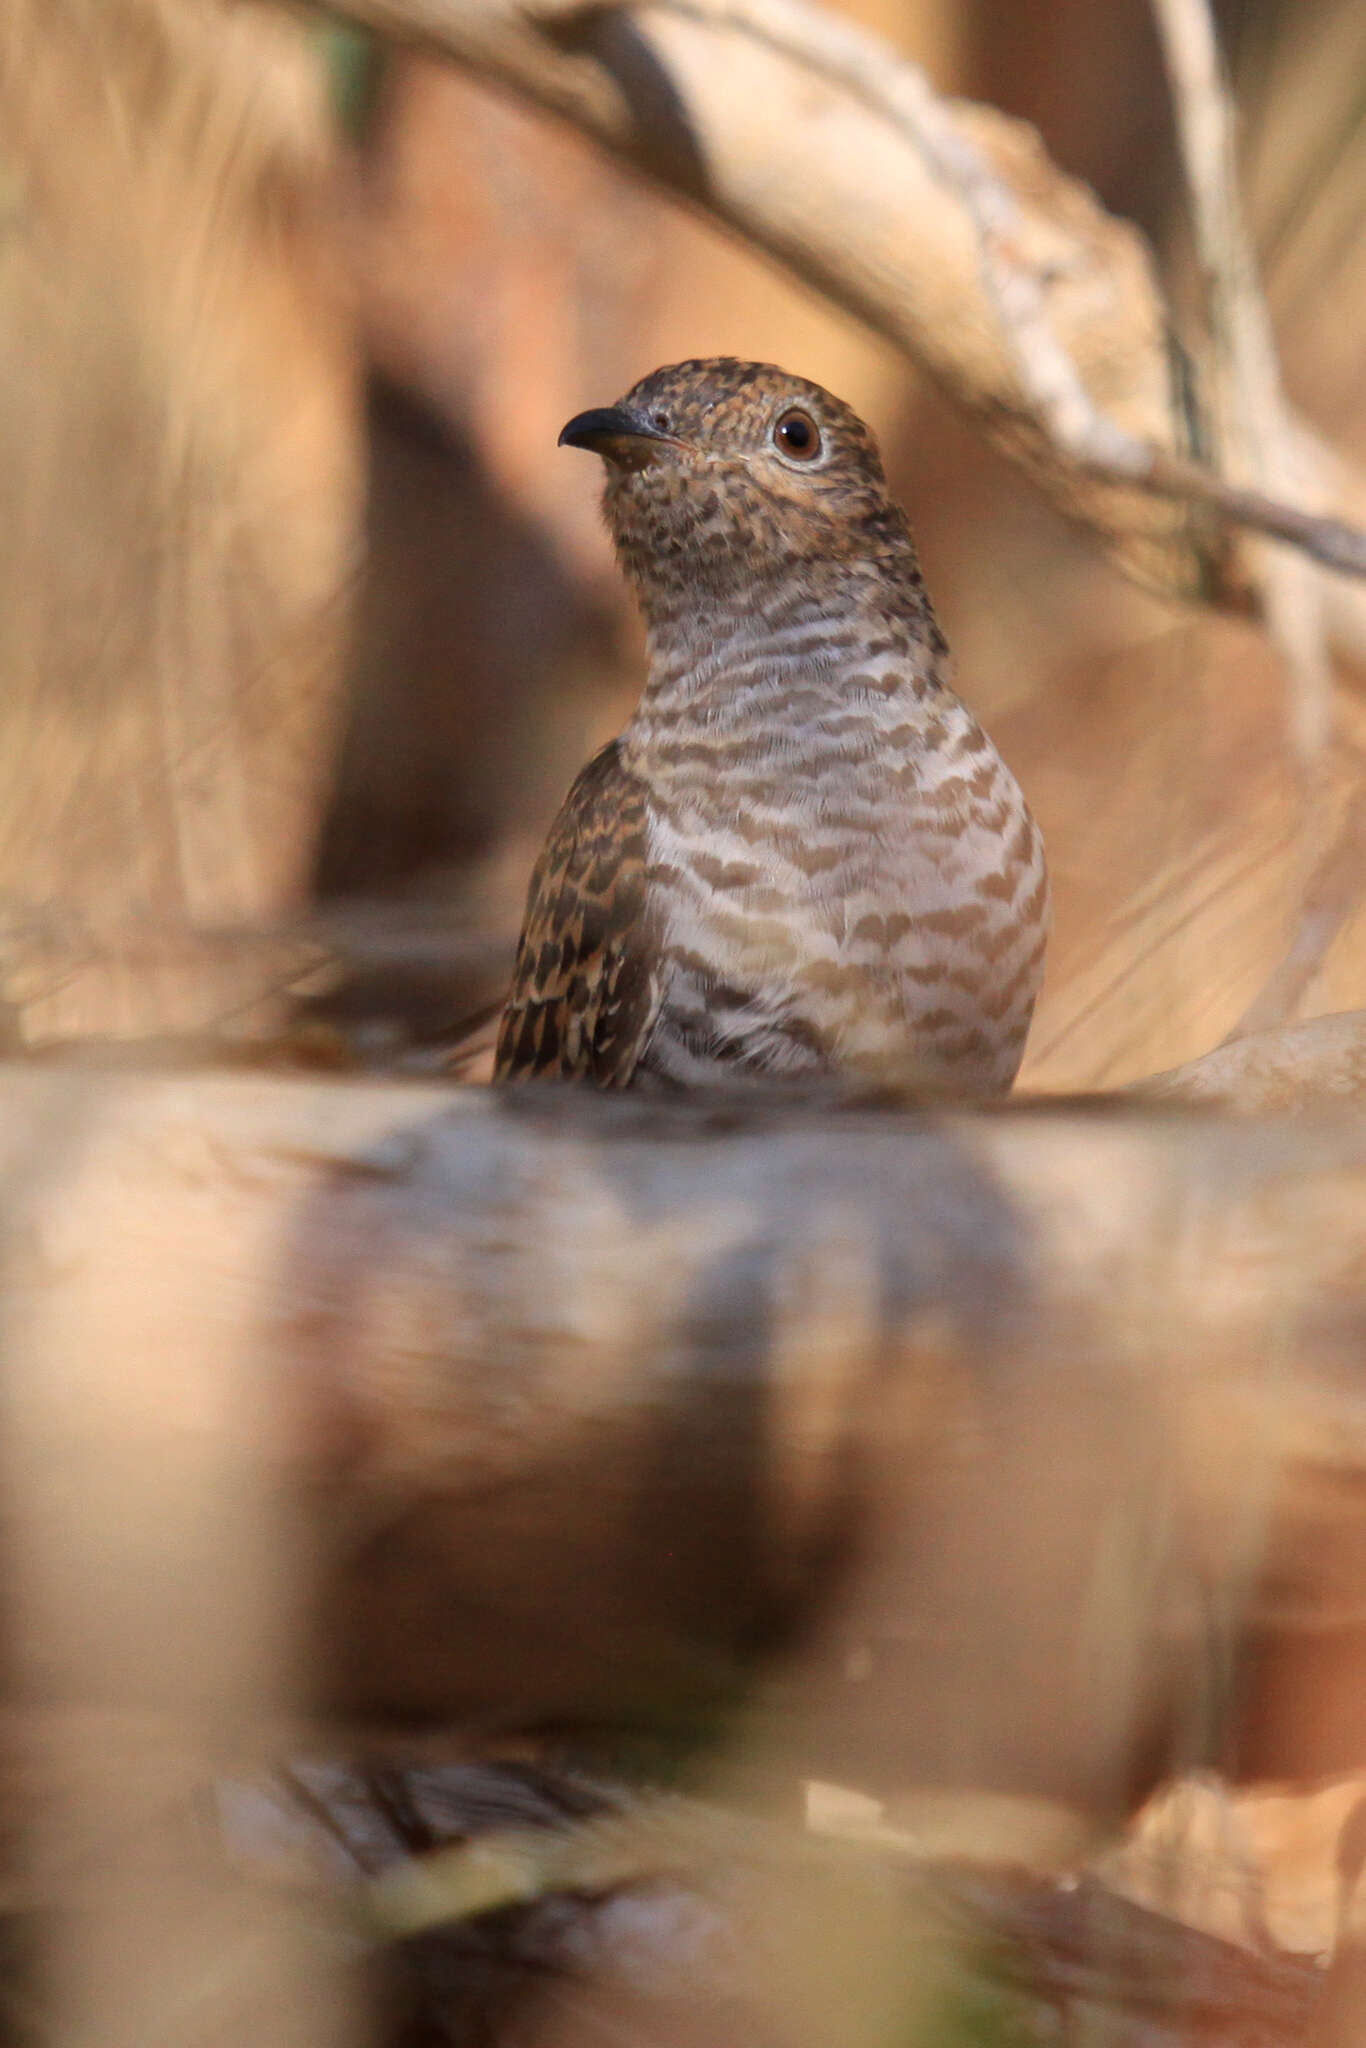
[494,740,660,1084]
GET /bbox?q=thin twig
[1092,446,1366,577]
[1151,0,1332,759]
[1226,783,1366,1042]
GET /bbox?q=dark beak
[558,405,677,467]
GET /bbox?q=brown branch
[640,0,1366,583]
[1094,444,1366,579]
[287,0,1366,617]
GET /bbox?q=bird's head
[559,359,917,619]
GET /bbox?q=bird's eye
[773,407,821,460]
[651,410,671,433]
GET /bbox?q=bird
[494,358,1048,1093]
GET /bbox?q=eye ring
[773,407,821,461]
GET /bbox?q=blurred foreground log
[5,1066,1366,1815]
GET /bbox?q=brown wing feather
[494,741,659,1084]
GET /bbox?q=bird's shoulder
[494,740,660,1083]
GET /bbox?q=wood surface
[5,1062,1366,1805]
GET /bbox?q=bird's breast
[632,699,1048,1091]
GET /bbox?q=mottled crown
[567,358,935,631]
[620,358,887,483]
